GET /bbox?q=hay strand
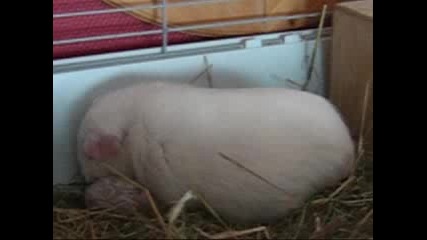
[349,209,373,238]
[218,152,289,195]
[357,76,373,164]
[191,191,229,229]
[54,141,372,240]
[311,175,356,205]
[204,55,213,88]
[167,190,197,225]
[293,205,308,239]
[309,217,345,239]
[195,226,267,239]
[303,4,328,91]
[190,58,214,85]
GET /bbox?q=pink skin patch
[83,134,121,160]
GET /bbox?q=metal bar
[173,12,326,32]
[53,0,235,19]
[53,43,243,74]
[53,28,331,74]
[161,0,168,53]
[53,30,160,45]
[53,12,331,46]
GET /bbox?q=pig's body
[77,80,355,224]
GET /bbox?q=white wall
[53,30,331,185]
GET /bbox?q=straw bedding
[53,147,372,239]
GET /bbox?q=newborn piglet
[85,176,150,215]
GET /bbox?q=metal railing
[53,0,331,54]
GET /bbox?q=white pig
[77,77,355,224]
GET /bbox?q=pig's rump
[129,85,354,222]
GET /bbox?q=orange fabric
[102,0,343,37]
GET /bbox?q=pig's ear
[83,134,121,160]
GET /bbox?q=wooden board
[328,0,373,153]
[102,0,346,37]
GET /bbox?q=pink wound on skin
[83,134,121,160]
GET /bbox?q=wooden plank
[329,0,372,153]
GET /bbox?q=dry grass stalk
[190,62,214,85]
[54,153,372,239]
[356,76,373,165]
[309,217,345,239]
[204,55,213,88]
[311,175,356,205]
[54,206,120,223]
[54,133,372,240]
[286,78,303,89]
[191,190,229,229]
[167,190,197,225]
[263,228,272,239]
[314,215,322,232]
[303,4,328,91]
[293,205,308,239]
[55,207,147,222]
[195,226,267,239]
[349,208,373,238]
[194,227,215,238]
[328,175,356,199]
[210,226,267,239]
[89,221,96,239]
[54,222,83,239]
[339,198,372,205]
[218,152,289,195]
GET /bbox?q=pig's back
[134,84,354,223]
[141,85,353,159]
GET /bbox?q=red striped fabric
[53,0,206,59]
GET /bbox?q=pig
[77,77,355,224]
[85,176,150,214]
